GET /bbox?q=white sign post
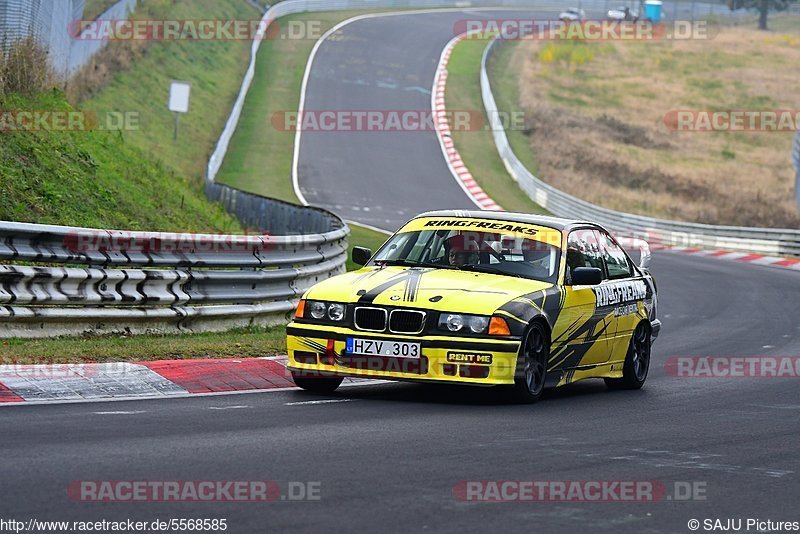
[168,80,191,142]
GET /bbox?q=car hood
[304,266,553,314]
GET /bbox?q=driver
[439,234,479,267]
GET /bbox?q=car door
[551,228,615,371]
[595,229,645,365]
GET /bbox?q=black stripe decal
[358,270,419,304]
[548,311,612,371]
[403,269,423,302]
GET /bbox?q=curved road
[295,10,559,229]
[2,9,799,533]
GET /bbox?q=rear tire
[605,322,650,390]
[291,371,343,394]
[512,322,549,404]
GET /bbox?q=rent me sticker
[446,352,493,364]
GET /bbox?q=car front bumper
[286,323,522,386]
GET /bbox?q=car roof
[413,210,596,232]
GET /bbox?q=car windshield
[371,229,561,283]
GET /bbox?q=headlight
[468,316,489,333]
[304,300,346,322]
[309,301,327,320]
[438,313,490,334]
[328,303,345,321]
[443,314,464,332]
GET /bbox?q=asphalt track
[3,9,799,534]
[294,10,557,228]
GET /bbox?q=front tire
[512,322,549,404]
[605,322,651,390]
[291,371,343,394]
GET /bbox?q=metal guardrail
[480,38,800,258]
[0,220,348,338]
[205,182,347,236]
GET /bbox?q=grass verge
[346,224,390,271]
[0,0,263,234]
[0,326,287,364]
[213,10,392,263]
[445,38,547,215]
[0,91,239,232]
[499,24,800,228]
[81,0,260,187]
[484,38,541,177]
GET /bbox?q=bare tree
[728,0,795,30]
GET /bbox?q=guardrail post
[795,170,800,209]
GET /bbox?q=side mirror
[352,246,372,266]
[571,267,603,286]
[639,241,652,271]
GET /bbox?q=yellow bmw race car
[286,211,660,403]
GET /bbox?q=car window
[566,229,605,281]
[376,231,425,261]
[596,230,633,280]
[371,229,561,283]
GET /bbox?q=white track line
[92,410,147,415]
[284,399,358,406]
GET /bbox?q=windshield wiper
[458,264,525,278]
[376,259,449,269]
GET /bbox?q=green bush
[1,36,57,96]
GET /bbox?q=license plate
[346,338,421,359]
